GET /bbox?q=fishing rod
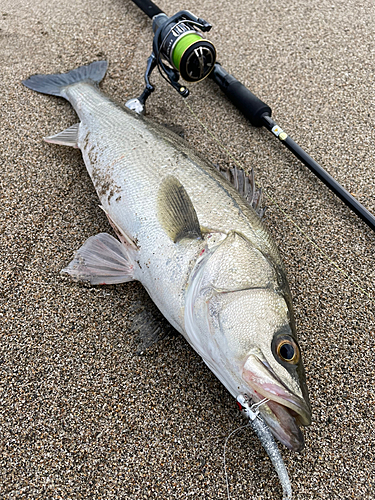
[128,0,375,233]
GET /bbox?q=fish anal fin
[157,175,202,243]
[62,232,135,285]
[44,123,80,148]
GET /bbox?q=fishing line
[183,99,374,302]
[223,398,270,500]
[223,422,251,500]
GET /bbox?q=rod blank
[211,65,375,232]
[130,0,163,18]
[261,115,375,232]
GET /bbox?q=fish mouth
[242,354,311,452]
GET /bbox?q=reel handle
[210,63,272,127]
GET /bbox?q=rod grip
[210,63,271,127]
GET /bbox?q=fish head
[207,286,311,451]
[185,231,311,451]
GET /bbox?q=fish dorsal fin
[215,164,266,218]
[44,123,80,148]
[157,175,202,243]
[161,122,185,138]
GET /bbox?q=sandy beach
[1,0,374,498]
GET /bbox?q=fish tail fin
[22,60,108,98]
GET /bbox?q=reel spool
[153,12,216,84]
[126,10,216,113]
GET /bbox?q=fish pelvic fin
[157,175,202,243]
[62,233,135,285]
[22,60,108,98]
[99,206,139,250]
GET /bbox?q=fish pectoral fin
[157,175,202,243]
[61,232,135,285]
[44,123,80,148]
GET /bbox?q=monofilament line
[223,423,251,500]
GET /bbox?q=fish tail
[22,60,108,98]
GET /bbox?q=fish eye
[276,338,300,364]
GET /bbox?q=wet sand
[1,0,374,498]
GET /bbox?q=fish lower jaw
[240,378,307,451]
[264,398,305,452]
[242,356,311,427]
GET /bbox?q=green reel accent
[172,33,202,71]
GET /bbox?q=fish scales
[71,82,278,254]
[67,82,284,326]
[23,62,311,459]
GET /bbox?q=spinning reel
[126,10,216,113]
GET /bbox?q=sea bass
[23,61,311,452]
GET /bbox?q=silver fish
[23,61,311,454]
